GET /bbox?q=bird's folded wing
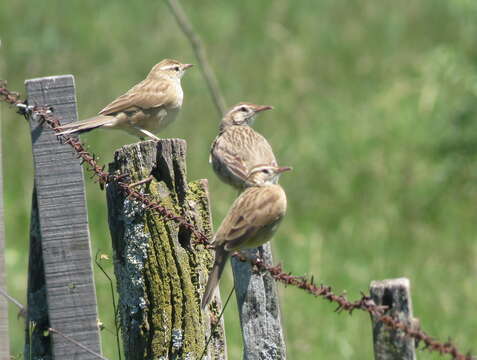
[217,187,282,251]
[211,136,249,182]
[254,133,278,166]
[99,79,170,115]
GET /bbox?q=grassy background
[2,0,477,358]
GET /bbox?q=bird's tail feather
[56,115,115,136]
[201,247,228,309]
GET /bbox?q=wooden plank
[106,139,227,359]
[370,278,417,360]
[25,75,102,359]
[230,243,287,360]
[0,109,10,359]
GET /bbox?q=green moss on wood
[107,140,225,360]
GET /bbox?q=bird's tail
[56,115,115,136]
[201,247,229,309]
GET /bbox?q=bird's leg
[133,126,160,141]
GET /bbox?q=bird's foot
[134,126,160,141]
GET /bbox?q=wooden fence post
[106,139,227,359]
[230,243,287,360]
[24,75,102,359]
[0,111,10,359]
[370,277,417,360]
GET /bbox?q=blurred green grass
[2,0,477,358]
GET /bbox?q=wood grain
[25,75,101,359]
[231,243,287,360]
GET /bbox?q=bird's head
[246,165,292,186]
[221,102,273,129]
[148,59,193,80]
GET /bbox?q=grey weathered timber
[231,243,286,360]
[0,113,10,359]
[370,278,417,360]
[106,139,226,359]
[25,75,101,359]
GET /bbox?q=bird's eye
[262,169,271,174]
[240,107,247,112]
[174,66,180,71]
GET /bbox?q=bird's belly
[155,107,179,131]
[126,107,178,134]
[241,218,283,250]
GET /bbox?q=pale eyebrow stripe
[161,64,179,70]
[231,105,246,112]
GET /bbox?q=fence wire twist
[0,82,473,360]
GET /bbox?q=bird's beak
[254,105,273,113]
[276,166,292,173]
[182,64,194,70]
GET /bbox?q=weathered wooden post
[25,76,102,359]
[230,243,287,360]
[370,277,417,360]
[106,139,227,359]
[0,110,10,359]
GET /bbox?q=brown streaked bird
[201,164,291,309]
[210,102,277,189]
[57,59,193,140]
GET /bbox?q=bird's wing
[253,132,278,167]
[211,134,249,181]
[215,186,284,251]
[99,79,170,115]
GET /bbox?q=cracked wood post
[25,75,102,359]
[0,112,9,358]
[231,243,287,360]
[106,139,227,359]
[370,278,417,360]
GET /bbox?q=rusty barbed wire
[234,254,473,360]
[233,253,387,314]
[379,315,473,360]
[1,82,473,360]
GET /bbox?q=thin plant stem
[200,286,235,360]
[95,251,122,360]
[164,0,227,116]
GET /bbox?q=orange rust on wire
[232,253,474,360]
[1,82,473,360]
[379,315,472,360]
